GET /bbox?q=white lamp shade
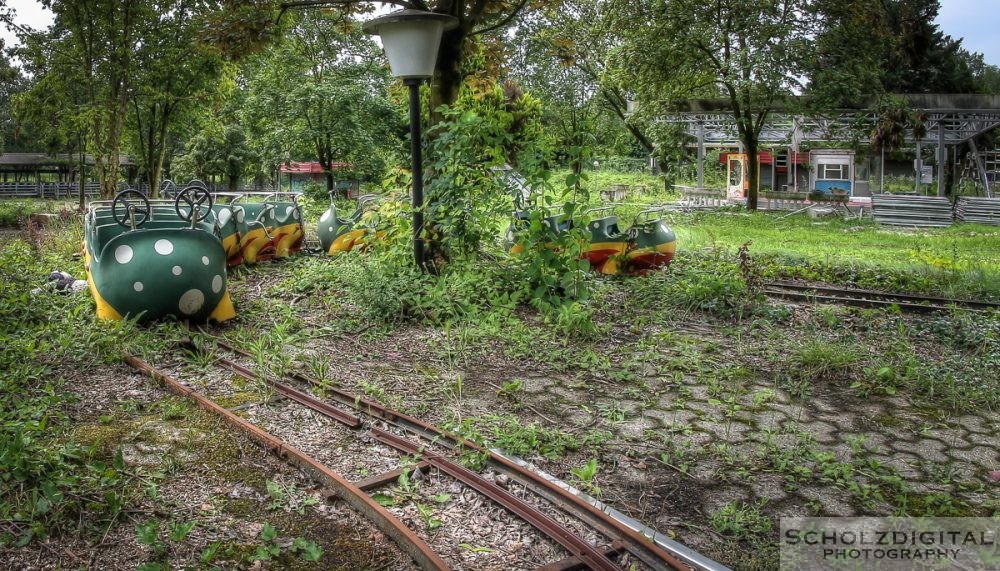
[363,10,459,80]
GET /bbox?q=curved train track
[763,281,1000,313]
[125,337,729,571]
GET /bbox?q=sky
[2,0,1000,66]
[935,0,1000,65]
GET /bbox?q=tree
[808,0,986,102]
[806,0,888,108]
[240,10,399,191]
[612,0,816,210]
[9,29,94,208]
[880,0,976,94]
[32,0,150,198]
[511,1,655,159]
[204,0,546,128]
[172,122,255,190]
[0,39,26,154]
[127,0,224,197]
[510,42,597,187]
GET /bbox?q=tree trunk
[228,174,239,192]
[745,134,759,211]
[602,90,654,154]
[78,138,86,210]
[429,28,465,126]
[326,172,334,193]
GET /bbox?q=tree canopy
[611,0,817,210]
[240,9,400,191]
[3,0,1000,202]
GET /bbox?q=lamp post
[363,10,458,269]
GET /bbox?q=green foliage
[0,237,158,547]
[613,0,815,209]
[254,522,281,561]
[496,379,524,399]
[240,10,398,188]
[125,1,224,193]
[789,339,860,382]
[467,414,581,460]
[415,503,443,531]
[0,43,26,154]
[710,500,773,539]
[424,84,548,258]
[677,211,1000,300]
[509,200,594,309]
[627,249,757,318]
[172,123,256,190]
[0,201,46,228]
[570,458,601,496]
[265,479,318,515]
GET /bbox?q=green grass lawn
[673,211,1000,299]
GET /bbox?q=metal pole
[937,122,946,197]
[914,141,922,195]
[969,138,993,198]
[880,145,885,194]
[696,121,705,190]
[406,78,425,269]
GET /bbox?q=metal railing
[0,182,103,199]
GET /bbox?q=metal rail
[182,340,362,428]
[205,336,703,571]
[763,281,999,312]
[196,341,632,569]
[371,428,622,571]
[123,354,451,571]
[187,343,625,568]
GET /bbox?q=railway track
[762,281,1000,313]
[125,337,728,571]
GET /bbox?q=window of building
[817,163,849,180]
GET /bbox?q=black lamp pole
[405,77,425,269]
[362,9,457,270]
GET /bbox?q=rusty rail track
[763,280,1000,313]
[124,354,451,571]
[201,336,721,571]
[185,342,624,568]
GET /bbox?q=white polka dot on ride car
[178,289,205,315]
[115,245,134,264]
[154,239,174,255]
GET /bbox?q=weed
[596,402,627,425]
[452,414,579,461]
[570,458,601,497]
[710,499,773,538]
[497,379,524,399]
[416,503,443,531]
[252,522,323,563]
[789,339,860,382]
[265,479,319,515]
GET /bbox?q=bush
[0,201,46,228]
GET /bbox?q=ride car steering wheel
[175,184,214,222]
[111,189,151,229]
[160,179,177,198]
